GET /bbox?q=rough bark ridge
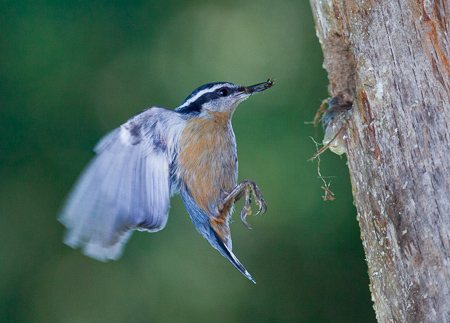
[310,0,450,322]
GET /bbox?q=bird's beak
[237,79,275,99]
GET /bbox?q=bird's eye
[218,88,228,97]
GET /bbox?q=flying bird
[59,79,274,283]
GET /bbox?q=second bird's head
[175,79,274,117]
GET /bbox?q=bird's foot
[221,180,267,229]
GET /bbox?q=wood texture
[309,0,450,322]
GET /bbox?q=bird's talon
[240,206,252,229]
[257,199,267,216]
[254,199,263,215]
[226,180,267,229]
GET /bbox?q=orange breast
[178,111,238,219]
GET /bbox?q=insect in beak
[238,78,275,98]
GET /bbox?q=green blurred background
[0,0,376,322]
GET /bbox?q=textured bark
[310,0,450,322]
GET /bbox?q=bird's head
[175,79,274,117]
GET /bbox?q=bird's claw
[241,203,252,229]
[221,180,267,229]
[239,181,267,230]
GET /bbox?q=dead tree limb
[309,1,450,322]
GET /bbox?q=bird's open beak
[238,79,275,98]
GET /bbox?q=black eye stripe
[176,83,239,115]
[176,91,216,114]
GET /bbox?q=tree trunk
[309,0,450,322]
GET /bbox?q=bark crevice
[324,33,356,98]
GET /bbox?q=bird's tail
[180,189,256,283]
[211,229,256,283]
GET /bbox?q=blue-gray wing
[59,107,181,261]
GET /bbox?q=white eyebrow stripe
[177,84,227,109]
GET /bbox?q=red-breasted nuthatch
[59,79,274,283]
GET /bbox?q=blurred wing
[59,108,174,261]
